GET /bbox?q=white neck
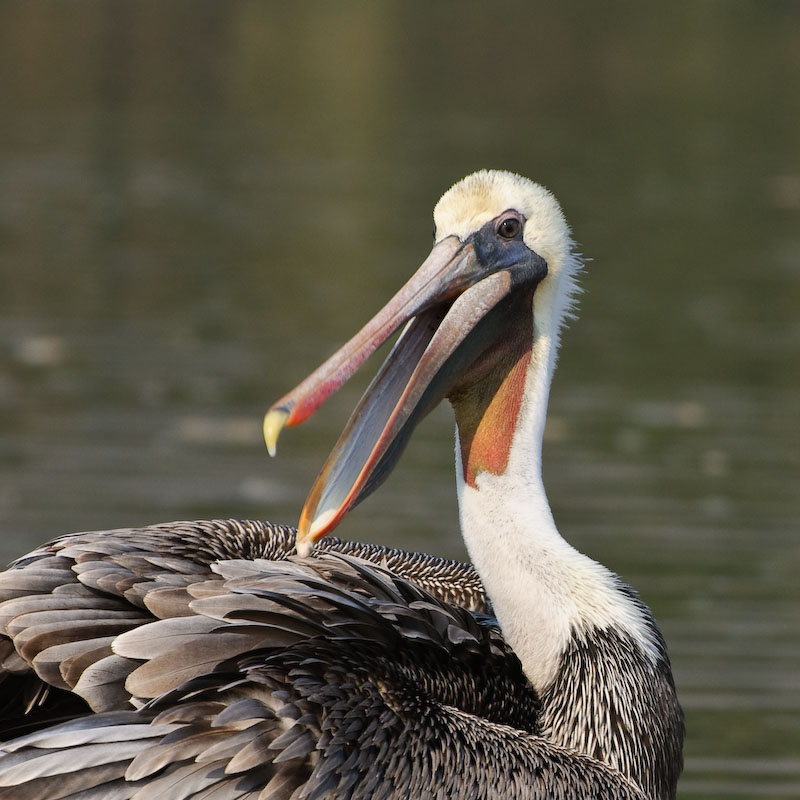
[455,326,660,692]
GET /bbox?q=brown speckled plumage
[0,519,680,799]
[0,170,686,798]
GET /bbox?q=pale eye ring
[497,217,521,239]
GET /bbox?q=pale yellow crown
[433,170,575,279]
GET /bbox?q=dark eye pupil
[499,218,520,238]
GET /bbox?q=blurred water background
[0,2,798,796]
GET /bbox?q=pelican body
[0,171,683,799]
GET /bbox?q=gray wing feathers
[0,544,645,799]
[0,520,486,711]
[0,520,488,715]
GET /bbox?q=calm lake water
[1,2,798,796]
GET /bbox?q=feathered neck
[451,265,683,798]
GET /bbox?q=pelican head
[265,170,580,554]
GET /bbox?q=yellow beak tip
[295,537,313,558]
[263,408,290,457]
[294,509,338,557]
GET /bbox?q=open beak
[265,226,546,554]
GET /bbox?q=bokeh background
[1,2,798,796]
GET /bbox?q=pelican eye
[497,217,521,239]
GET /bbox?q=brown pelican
[0,170,683,799]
